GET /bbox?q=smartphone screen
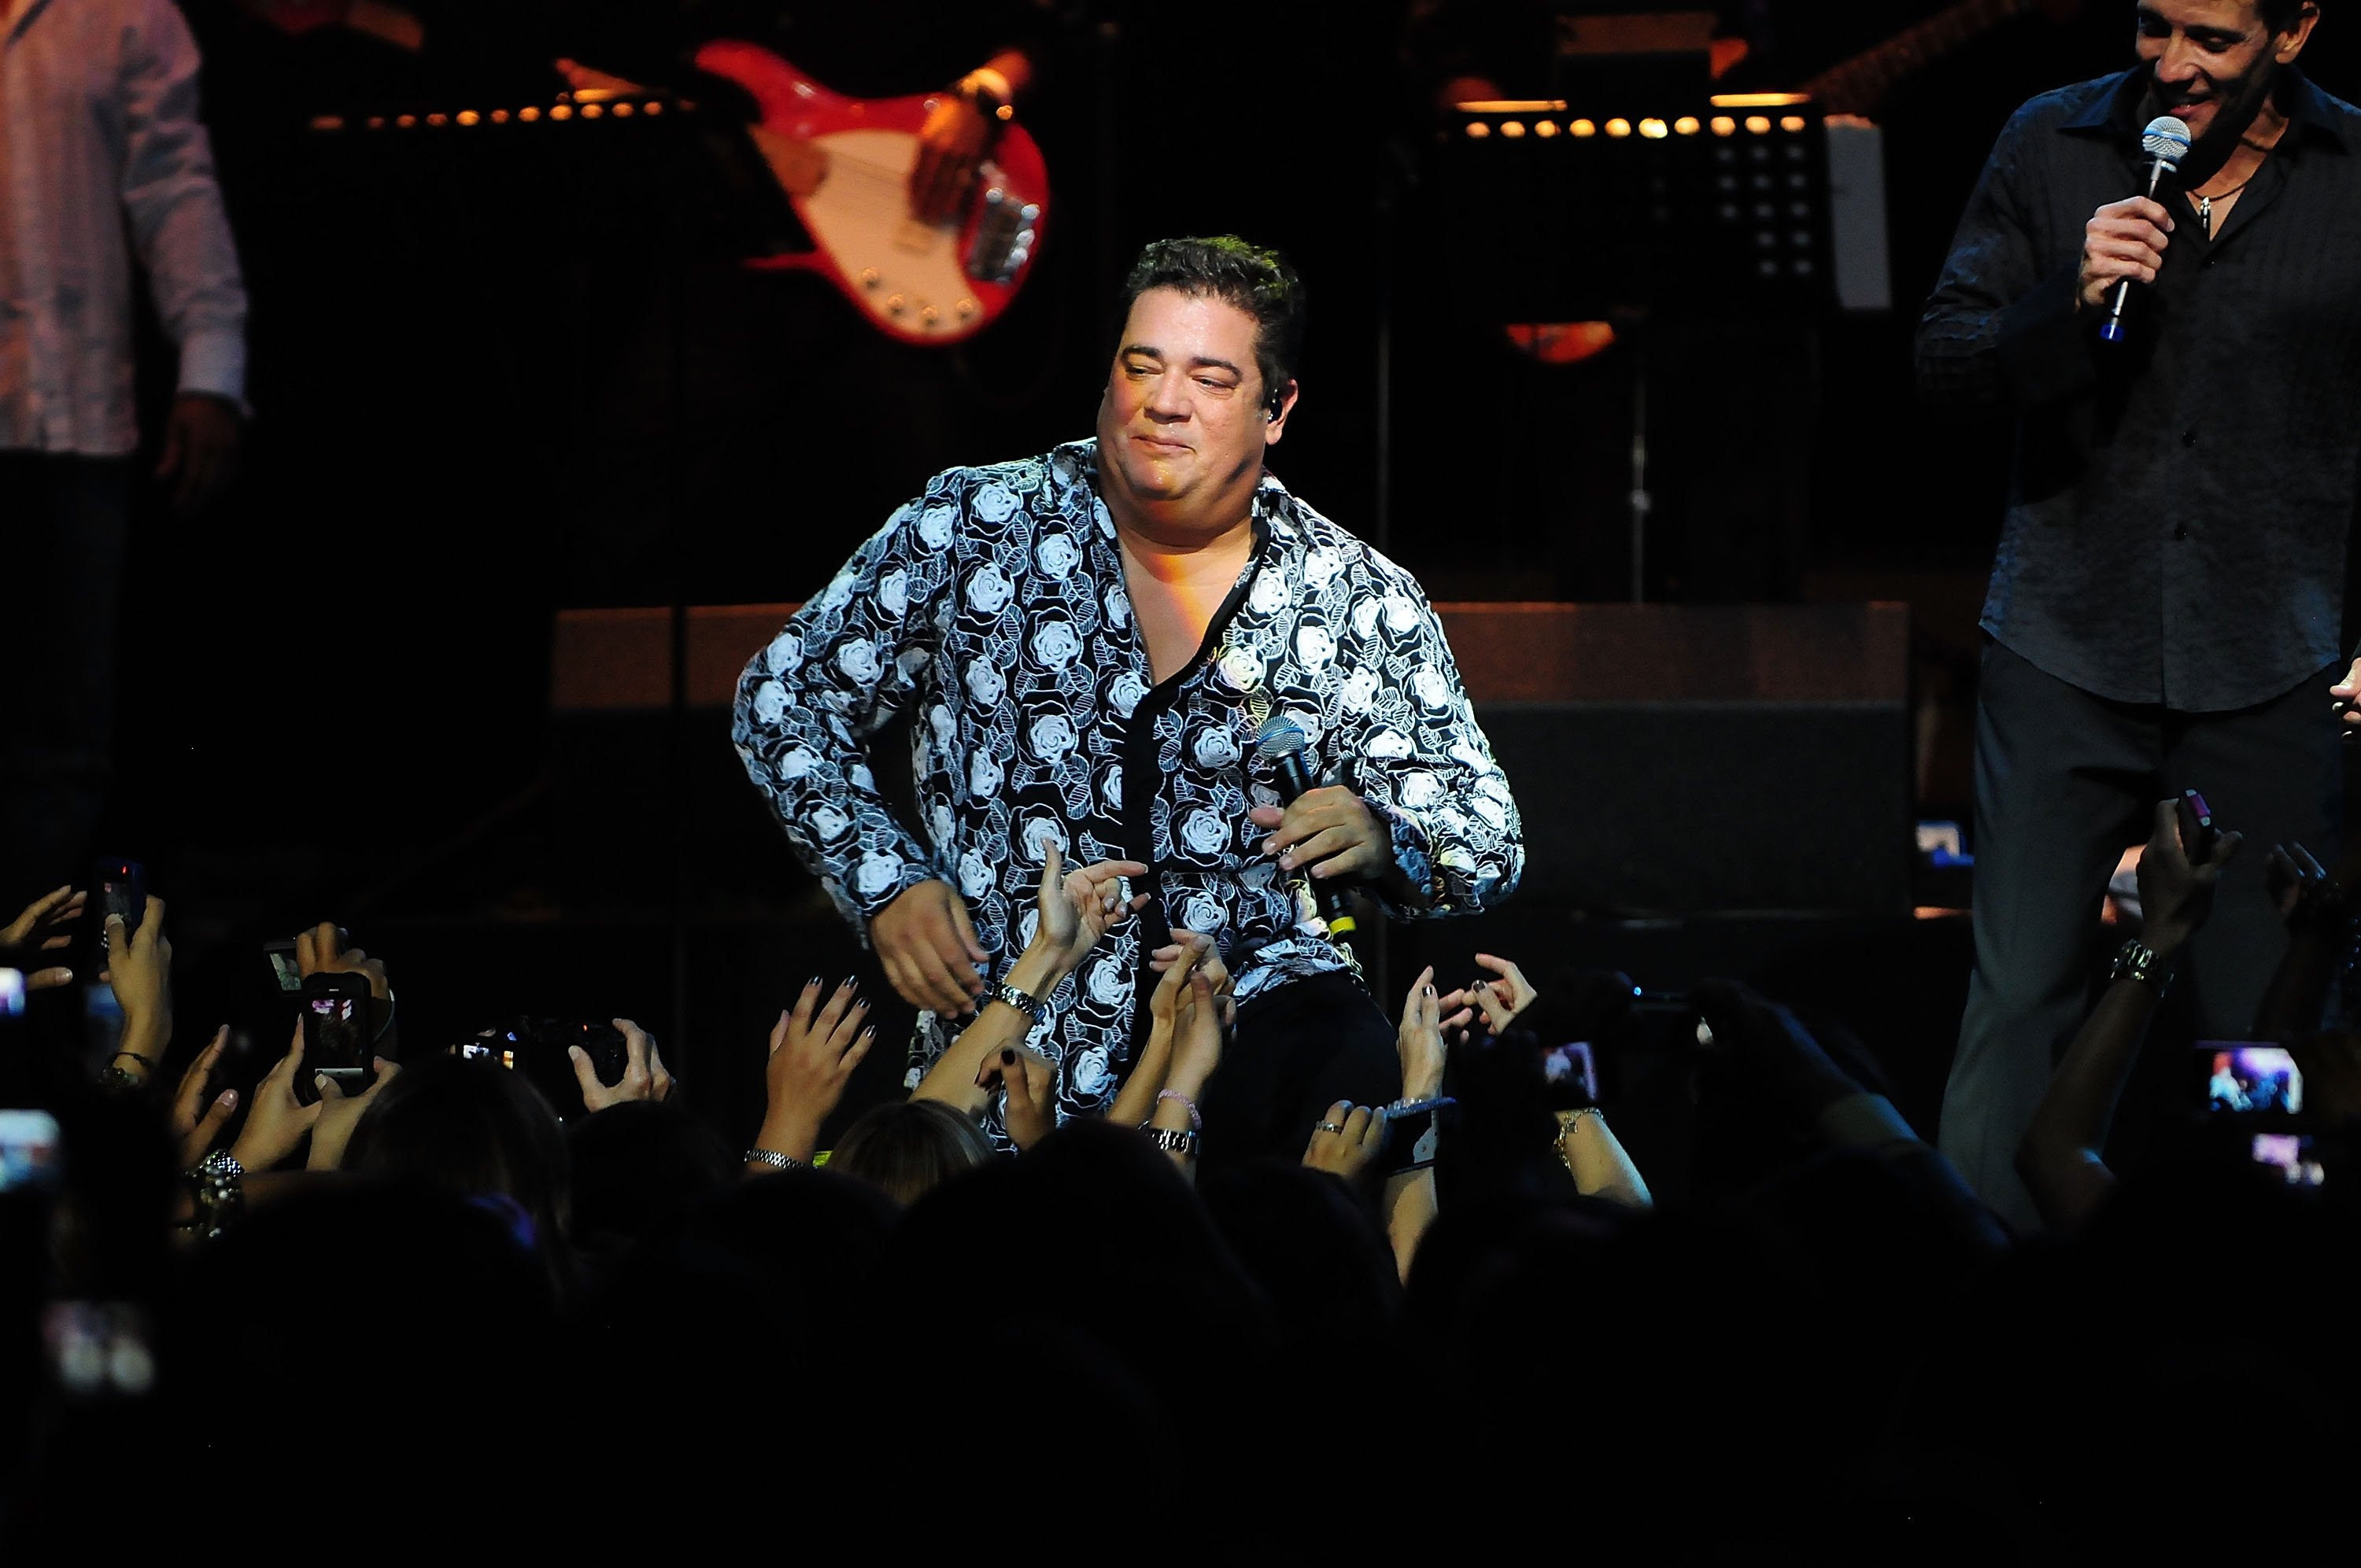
[0,1109,61,1192]
[0,968,24,1020]
[1540,1040,1598,1109]
[2251,1133,2326,1186]
[2200,1042,2303,1116]
[92,859,143,948]
[301,976,374,1100]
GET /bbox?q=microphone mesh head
[2142,115,2192,162]
[1251,713,1306,762]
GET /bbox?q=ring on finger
[1316,1120,1345,1134]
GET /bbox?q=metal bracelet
[745,1148,810,1171]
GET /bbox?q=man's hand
[1302,1100,1387,1184]
[2077,195,2174,312]
[870,879,990,1016]
[976,1043,1057,1150]
[572,1018,674,1112]
[170,1026,238,1167]
[910,90,991,223]
[1249,786,1393,884]
[1,884,83,990]
[755,978,874,1163]
[229,1023,324,1171]
[2330,657,2361,739]
[1395,966,1447,1105]
[156,393,241,520]
[2137,794,2242,955]
[309,1057,400,1171]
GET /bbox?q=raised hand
[229,1022,324,1171]
[170,1027,238,1166]
[1,884,83,990]
[105,896,173,1080]
[309,1057,401,1171]
[1168,971,1227,1101]
[1435,951,1538,1045]
[1395,966,1446,1104]
[1030,842,1151,980]
[1302,1099,1387,1184]
[755,978,875,1164]
[977,1043,1058,1150]
[2137,794,2242,955]
[572,1018,675,1112]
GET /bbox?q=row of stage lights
[309,97,657,132]
[1464,112,1809,141]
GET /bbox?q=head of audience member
[566,1098,738,1278]
[828,1097,993,1205]
[343,1055,574,1286]
[1199,1158,1401,1357]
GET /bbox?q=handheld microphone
[2099,115,2191,345]
[1251,714,1358,942]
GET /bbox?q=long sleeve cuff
[176,327,248,414]
[1995,265,2094,408]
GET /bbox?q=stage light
[310,115,345,131]
[643,101,663,116]
[396,113,417,128]
[1675,116,1701,135]
[519,106,541,122]
[1534,119,1559,137]
[1710,116,1735,135]
[1780,115,1806,132]
[1499,120,1526,138]
[1745,115,1771,134]
[581,103,604,118]
[365,116,386,130]
[1571,119,1596,137]
[1639,117,1668,138]
[551,104,575,120]
[491,109,511,124]
[1605,118,1631,138]
[1454,99,1568,113]
[1465,121,1491,138]
[1710,92,1810,107]
[611,101,635,117]
[425,113,448,127]
[456,110,480,126]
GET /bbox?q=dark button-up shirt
[1917,68,2361,712]
[731,441,1523,1127]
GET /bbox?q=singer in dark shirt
[1916,0,2357,1230]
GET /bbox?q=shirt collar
[2061,65,2349,153]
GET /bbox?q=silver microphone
[2099,114,2192,345]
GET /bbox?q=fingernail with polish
[1001,1048,1017,1064]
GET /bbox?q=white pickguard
[800,129,981,338]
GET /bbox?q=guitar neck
[1801,0,2034,114]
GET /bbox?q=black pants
[1940,640,2344,1231]
[1196,969,1402,1179]
[0,453,134,892]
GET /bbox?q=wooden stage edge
[551,601,1911,714]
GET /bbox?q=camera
[2198,1042,2303,1117]
[299,972,377,1104]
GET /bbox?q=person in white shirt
[2,0,246,881]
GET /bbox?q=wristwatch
[988,981,1047,1027]
[745,1148,811,1171]
[185,1149,246,1240]
[2108,937,2174,994]
[1143,1125,1197,1155]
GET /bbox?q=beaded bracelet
[1155,1089,1202,1131]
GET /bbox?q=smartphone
[1540,1040,1599,1109]
[2251,1132,2327,1187]
[0,1108,61,1193]
[264,938,303,995]
[91,858,145,950]
[563,1020,630,1087]
[2199,1042,2303,1116]
[2182,788,2219,856]
[0,968,24,1020]
[300,972,375,1104]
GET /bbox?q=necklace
[2194,156,2269,236]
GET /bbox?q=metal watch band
[2109,938,2173,994]
[988,981,1047,1026]
[745,1148,810,1170]
[1143,1125,1197,1154]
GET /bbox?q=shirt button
[2181,430,2198,448]
[2172,524,2189,541]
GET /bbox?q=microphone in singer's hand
[2100,114,2191,345]
[1251,714,1358,941]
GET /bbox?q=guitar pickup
[966,175,1038,284]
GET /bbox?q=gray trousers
[1940,640,2344,1232]
[0,452,134,893]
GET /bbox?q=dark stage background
[70,2,2361,1159]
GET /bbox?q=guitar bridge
[966,173,1039,284]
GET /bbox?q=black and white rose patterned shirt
[732,439,1523,1127]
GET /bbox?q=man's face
[2135,0,2309,148]
[1096,286,1293,534]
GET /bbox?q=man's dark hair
[1119,235,1307,407]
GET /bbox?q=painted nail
[1001,1048,1018,1064]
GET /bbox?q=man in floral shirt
[733,237,1522,1157]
